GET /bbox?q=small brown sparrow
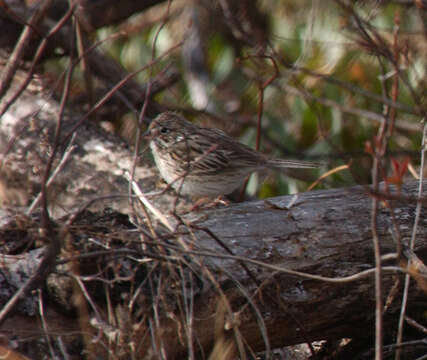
[147,112,320,197]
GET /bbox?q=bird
[146,112,320,198]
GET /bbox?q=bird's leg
[186,196,229,212]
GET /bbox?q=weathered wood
[129,180,426,358]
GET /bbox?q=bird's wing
[181,128,263,174]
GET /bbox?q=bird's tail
[266,158,321,169]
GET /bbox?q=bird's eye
[160,127,168,134]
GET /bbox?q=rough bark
[172,181,427,356]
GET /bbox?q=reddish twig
[0,4,76,117]
[237,54,279,201]
[0,0,54,101]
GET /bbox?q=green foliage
[63,1,425,198]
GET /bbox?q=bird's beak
[141,115,155,139]
[142,123,155,140]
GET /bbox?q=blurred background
[40,0,426,197]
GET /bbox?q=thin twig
[37,289,56,358]
[60,41,182,147]
[0,4,76,117]
[146,242,411,283]
[395,121,427,360]
[0,0,54,100]
[26,135,76,215]
[126,171,175,232]
[0,228,61,325]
